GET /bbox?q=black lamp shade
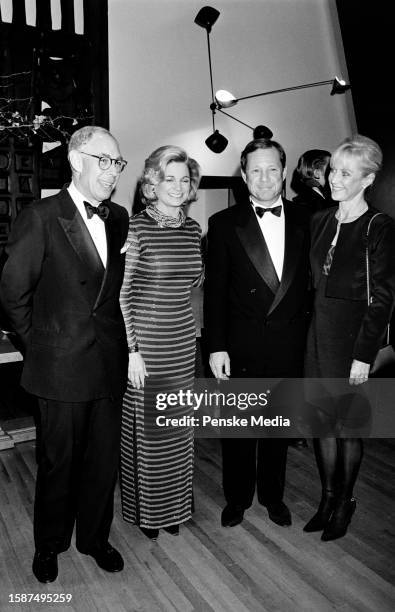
[205,130,228,153]
[194,6,220,32]
[253,125,273,139]
[331,77,351,95]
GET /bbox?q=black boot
[321,497,356,541]
[303,491,335,532]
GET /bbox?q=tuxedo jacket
[205,199,311,377]
[0,187,129,401]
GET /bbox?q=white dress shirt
[251,195,285,280]
[68,182,107,267]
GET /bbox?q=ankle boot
[321,497,356,541]
[303,492,335,532]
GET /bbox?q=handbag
[365,213,395,375]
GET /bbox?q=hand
[209,351,230,380]
[128,352,148,389]
[349,359,370,386]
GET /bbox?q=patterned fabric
[119,211,203,528]
[145,203,186,228]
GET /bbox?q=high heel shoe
[321,497,356,541]
[139,527,159,541]
[303,493,335,532]
[163,524,180,536]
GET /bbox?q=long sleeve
[0,206,45,352]
[192,225,204,288]
[353,217,395,363]
[119,227,140,350]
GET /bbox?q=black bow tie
[83,201,109,220]
[255,204,282,218]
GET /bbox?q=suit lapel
[235,203,279,295]
[268,200,305,314]
[93,205,121,309]
[57,189,105,304]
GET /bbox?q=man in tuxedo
[205,138,310,528]
[0,126,129,582]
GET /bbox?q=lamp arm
[217,108,254,130]
[235,79,334,102]
[205,30,217,132]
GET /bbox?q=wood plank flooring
[0,438,394,612]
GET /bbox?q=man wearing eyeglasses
[0,126,129,583]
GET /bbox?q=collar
[68,181,97,208]
[250,194,283,209]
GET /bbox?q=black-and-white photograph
[0,1,394,611]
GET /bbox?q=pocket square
[120,243,129,254]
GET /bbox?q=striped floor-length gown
[120,211,203,529]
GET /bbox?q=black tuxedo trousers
[34,396,122,553]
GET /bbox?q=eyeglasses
[79,151,128,173]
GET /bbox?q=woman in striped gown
[120,145,202,540]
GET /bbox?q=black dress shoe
[32,550,58,583]
[321,498,356,542]
[88,543,124,572]
[303,494,335,532]
[139,527,159,540]
[266,501,292,526]
[221,505,244,527]
[163,524,179,535]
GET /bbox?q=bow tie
[84,201,109,220]
[255,205,282,218]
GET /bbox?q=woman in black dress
[304,135,395,540]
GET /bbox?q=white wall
[109,0,356,213]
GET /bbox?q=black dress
[306,209,395,377]
[304,208,395,434]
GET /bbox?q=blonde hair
[140,145,201,206]
[332,134,382,177]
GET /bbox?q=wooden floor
[0,438,394,612]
